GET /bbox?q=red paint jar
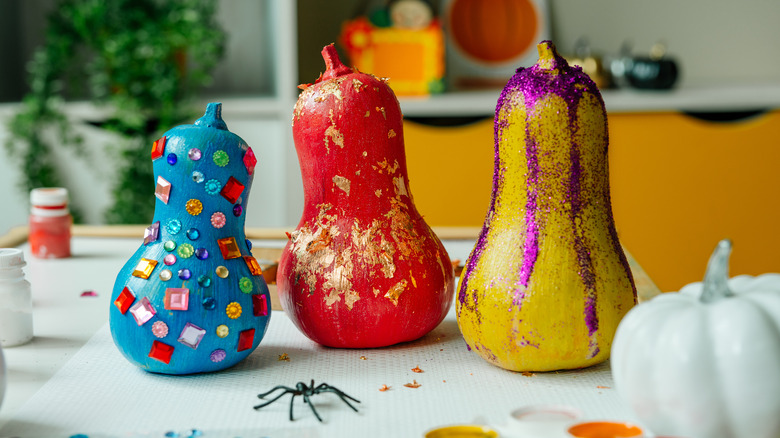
[29,188,72,258]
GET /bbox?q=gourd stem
[701,239,735,303]
[320,44,352,81]
[194,102,228,131]
[536,40,568,72]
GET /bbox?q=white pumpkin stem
[701,239,735,303]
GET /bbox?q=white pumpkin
[0,343,5,409]
[612,240,780,438]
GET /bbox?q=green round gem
[164,240,177,252]
[239,277,253,294]
[177,243,195,258]
[213,150,229,167]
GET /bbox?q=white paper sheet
[0,309,640,438]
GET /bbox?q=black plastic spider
[253,380,360,422]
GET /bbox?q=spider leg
[257,385,294,399]
[289,391,297,421]
[303,392,323,422]
[254,388,294,410]
[313,384,361,412]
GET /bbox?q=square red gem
[244,256,263,276]
[243,147,257,175]
[237,328,255,352]
[220,176,245,204]
[151,136,166,160]
[114,286,136,314]
[252,294,268,317]
[149,340,174,364]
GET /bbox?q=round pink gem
[163,254,177,266]
[211,212,226,229]
[151,321,169,338]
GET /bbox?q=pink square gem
[129,297,156,326]
[243,147,257,175]
[164,288,189,311]
[178,322,206,349]
[237,328,255,352]
[155,176,172,204]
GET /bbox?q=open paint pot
[425,424,499,438]
[567,421,643,438]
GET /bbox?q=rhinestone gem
[225,302,242,319]
[245,239,253,251]
[178,322,206,349]
[177,243,194,258]
[217,237,241,259]
[178,268,192,280]
[211,212,226,228]
[213,150,229,167]
[164,240,177,252]
[155,176,172,204]
[132,258,157,279]
[129,297,156,326]
[253,294,269,317]
[151,136,166,160]
[220,177,245,204]
[167,153,177,165]
[148,340,174,364]
[216,324,229,338]
[210,349,227,363]
[186,228,200,240]
[114,287,136,314]
[192,171,205,183]
[244,256,263,276]
[195,248,209,260]
[163,254,177,265]
[166,219,182,234]
[202,296,216,310]
[233,204,243,217]
[239,277,253,294]
[204,179,222,195]
[188,148,202,161]
[243,147,257,175]
[215,266,229,278]
[152,321,169,338]
[237,328,255,352]
[186,199,203,216]
[144,221,160,245]
[159,269,172,281]
[164,288,190,311]
[197,275,212,288]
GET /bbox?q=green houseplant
[4,0,225,224]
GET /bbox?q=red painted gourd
[277,44,454,348]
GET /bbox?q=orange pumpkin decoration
[447,0,539,64]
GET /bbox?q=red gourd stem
[320,44,352,81]
[701,239,734,303]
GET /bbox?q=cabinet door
[609,110,780,292]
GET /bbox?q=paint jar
[0,248,33,347]
[29,187,72,258]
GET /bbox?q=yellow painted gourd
[456,41,637,372]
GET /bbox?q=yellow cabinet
[405,110,780,292]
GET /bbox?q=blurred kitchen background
[0,0,778,292]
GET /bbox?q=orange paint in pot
[568,421,643,438]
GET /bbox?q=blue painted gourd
[110,103,271,374]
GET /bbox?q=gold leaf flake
[412,366,423,373]
[325,125,344,150]
[388,129,396,138]
[404,380,421,388]
[384,279,408,306]
[278,353,290,361]
[333,175,351,195]
[375,106,386,119]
